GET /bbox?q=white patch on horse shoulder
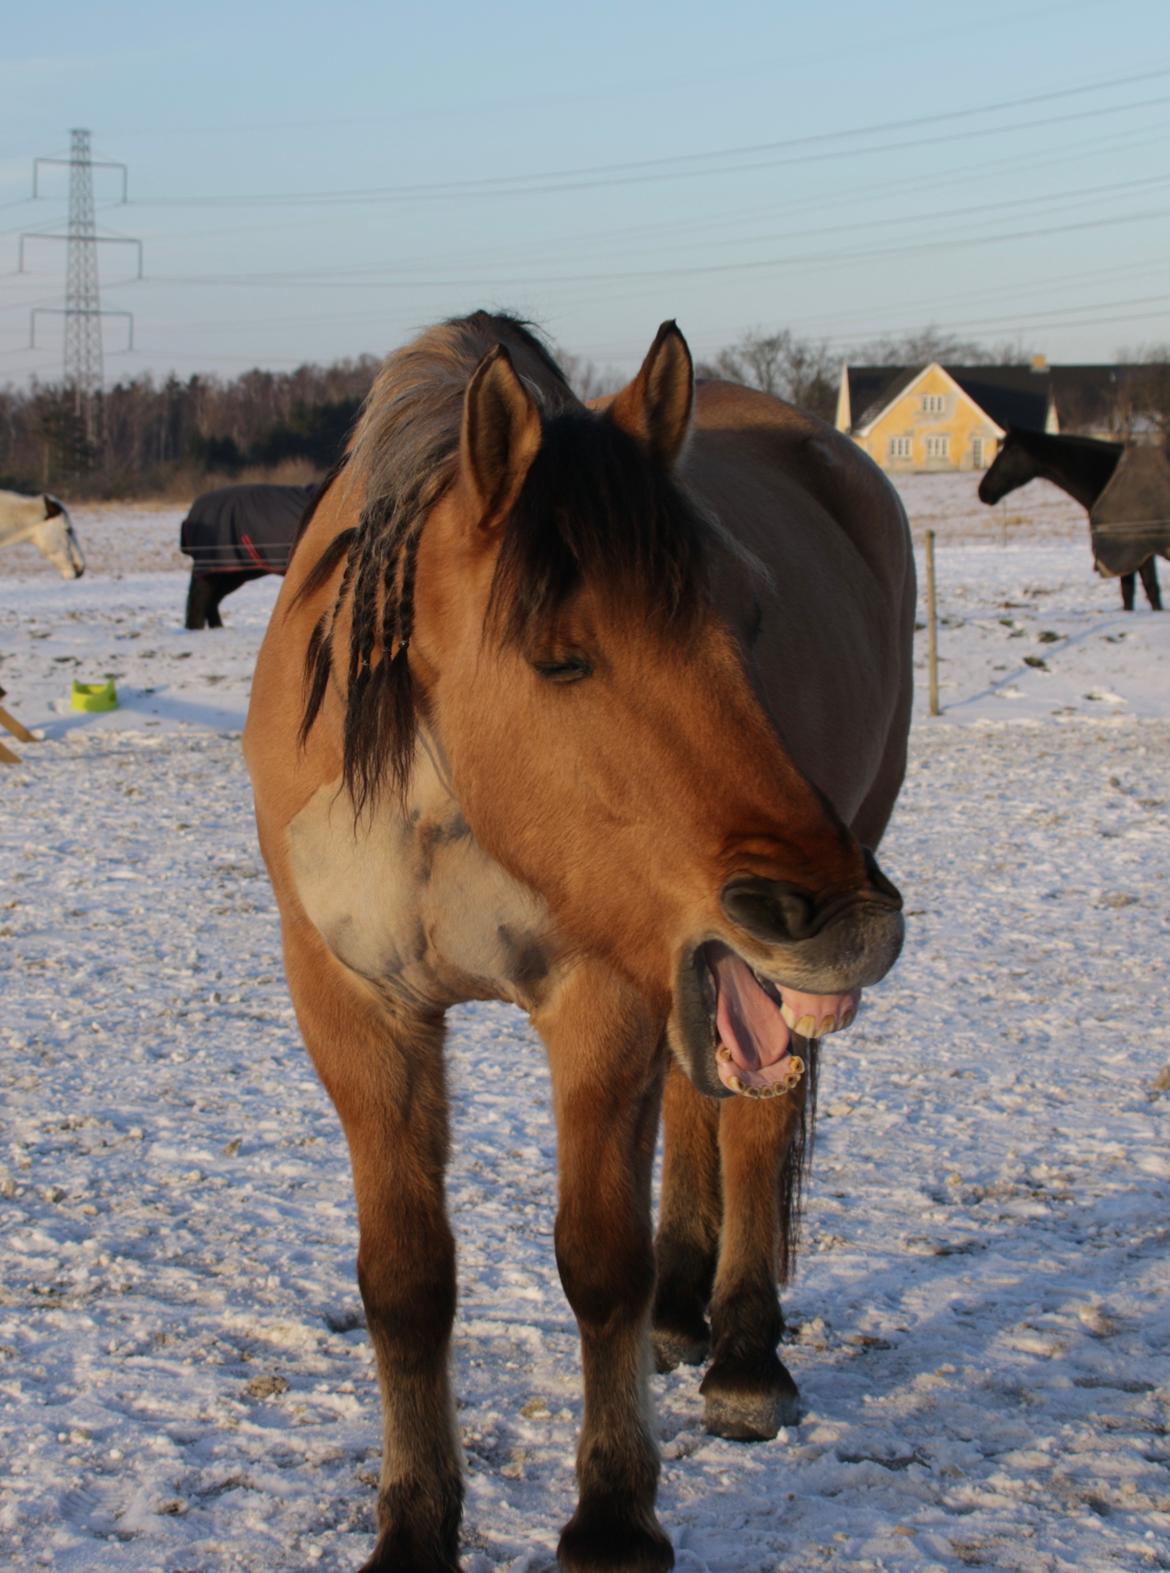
[287,748,556,1008]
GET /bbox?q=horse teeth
[795,1014,817,1038]
[716,1045,733,1063]
[818,1013,836,1036]
[840,1007,855,1030]
[780,1003,797,1031]
[727,1073,746,1094]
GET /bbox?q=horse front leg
[185,571,216,630]
[700,1090,804,1441]
[535,964,673,1573]
[283,918,462,1573]
[652,1060,720,1371]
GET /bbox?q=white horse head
[0,492,86,579]
[34,497,85,579]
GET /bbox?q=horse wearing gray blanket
[979,429,1167,611]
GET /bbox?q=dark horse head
[978,429,1037,505]
[979,426,1124,510]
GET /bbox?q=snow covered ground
[1,478,1168,1572]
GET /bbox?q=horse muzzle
[718,848,903,984]
[669,853,905,1099]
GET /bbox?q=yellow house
[837,357,1159,470]
[835,358,1073,473]
[837,362,1012,473]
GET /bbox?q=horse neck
[0,506,39,547]
[1015,433,1121,510]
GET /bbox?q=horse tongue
[710,946,792,1075]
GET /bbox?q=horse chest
[286,756,556,1010]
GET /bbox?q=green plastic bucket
[71,679,119,713]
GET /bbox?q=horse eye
[533,656,593,683]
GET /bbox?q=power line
[126,166,1170,292]
[117,113,1170,266]
[139,203,1169,292]
[108,287,1170,348]
[124,72,1170,210]
[90,2,1118,141]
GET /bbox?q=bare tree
[697,329,838,421]
[1113,344,1170,441]
[0,356,379,498]
[849,325,1035,367]
[555,350,626,403]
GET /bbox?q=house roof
[1049,365,1135,430]
[846,363,1051,433]
[845,360,1170,437]
[852,363,1007,438]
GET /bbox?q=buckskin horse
[243,311,914,1571]
[979,426,1167,610]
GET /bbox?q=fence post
[925,529,940,717]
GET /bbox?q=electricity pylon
[22,130,139,471]
[63,128,105,451]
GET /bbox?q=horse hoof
[700,1357,802,1441]
[558,1508,674,1572]
[358,1544,462,1573]
[651,1322,709,1373]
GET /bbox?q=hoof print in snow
[243,1373,289,1401]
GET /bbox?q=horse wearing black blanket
[180,483,318,629]
[979,428,1167,611]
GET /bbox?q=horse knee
[556,1209,654,1329]
[357,1228,455,1359]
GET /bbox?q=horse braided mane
[298,310,710,813]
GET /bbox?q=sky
[1,0,1169,389]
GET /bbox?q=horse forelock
[486,410,711,652]
[351,312,576,520]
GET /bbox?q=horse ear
[43,495,63,519]
[460,345,542,532]
[608,321,693,467]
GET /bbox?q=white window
[971,437,984,468]
[921,393,946,414]
[925,434,950,459]
[888,436,912,459]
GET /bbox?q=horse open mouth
[678,940,860,1099]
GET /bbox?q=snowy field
[1,475,1168,1572]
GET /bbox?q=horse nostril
[862,848,902,909]
[721,877,820,944]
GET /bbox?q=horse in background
[180,482,318,628]
[244,311,913,1571]
[0,490,85,579]
[979,427,1165,610]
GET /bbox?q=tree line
[1,329,1165,500]
[0,356,379,499]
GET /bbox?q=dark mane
[298,311,709,811]
[488,410,708,651]
[1005,426,1124,460]
[290,451,353,560]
